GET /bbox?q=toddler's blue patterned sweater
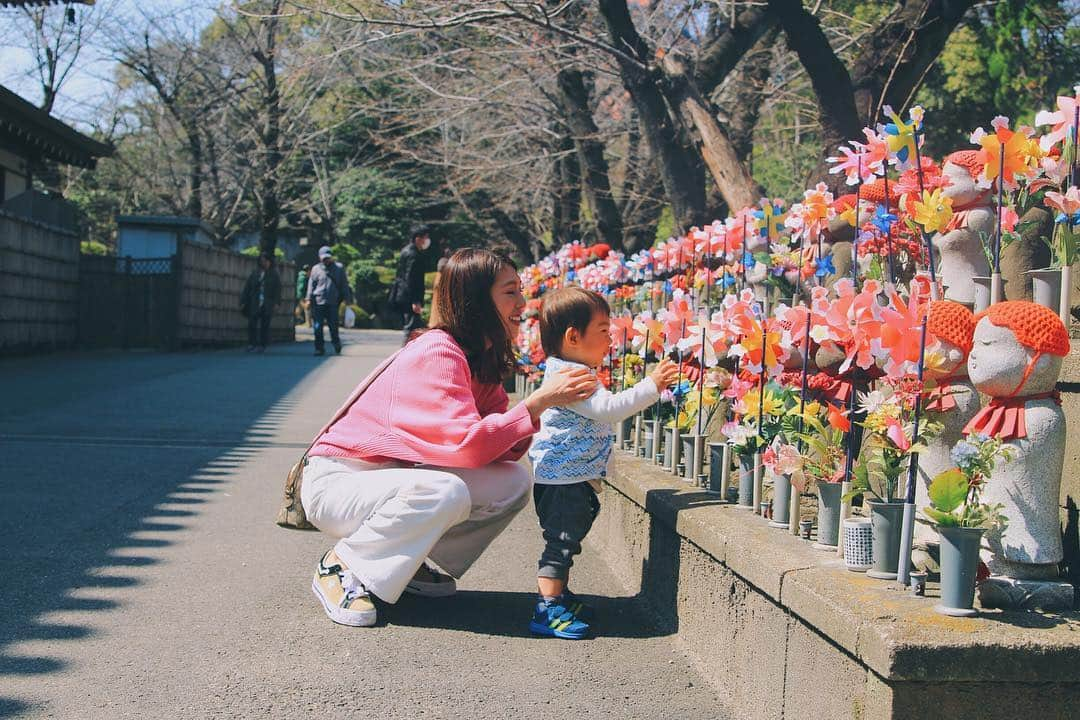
[529,356,660,485]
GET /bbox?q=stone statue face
[968,318,1061,396]
[924,338,967,380]
[941,162,985,206]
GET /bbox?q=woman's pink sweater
[309,329,538,468]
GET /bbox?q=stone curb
[604,452,1080,684]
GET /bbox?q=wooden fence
[177,242,295,346]
[0,210,80,353]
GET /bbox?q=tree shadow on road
[0,343,333,718]
[387,590,669,639]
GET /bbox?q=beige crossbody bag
[276,349,402,529]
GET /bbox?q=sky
[0,0,215,131]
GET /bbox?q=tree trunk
[552,133,582,246]
[255,2,283,255]
[597,0,706,232]
[661,52,765,211]
[556,68,625,251]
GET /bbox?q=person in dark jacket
[241,252,282,352]
[307,245,353,356]
[390,223,435,345]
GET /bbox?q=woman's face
[491,264,526,339]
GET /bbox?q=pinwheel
[784,183,834,241]
[1046,187,1080,227]
[911,188,954,233]
[754,199,787,242]
[610,313,639,353]
[660,291,695,351]
[1034,85,1080,153]
[971,116,1038,190]
[878,289,930,379]
[881,105,924,171]
[631,313,664,357]
[676,313,729,369]
[730,316,787,377]
[820,279,884,373]
[827,141,876,186]
[871,205,898,235]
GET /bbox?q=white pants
[300,455,532,603]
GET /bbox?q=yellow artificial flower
[912,188,954,233]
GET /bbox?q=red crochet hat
[944,150,984,179]
[833,193,857,211]
[928,300,975,355]
[860,180,898,204]
[976,301,1070,358]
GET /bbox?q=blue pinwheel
[872,205,897,235]
[815,254,836,278]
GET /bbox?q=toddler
[527,287,678,639]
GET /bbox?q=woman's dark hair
[433,248,518,384]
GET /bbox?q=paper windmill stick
[897,319,929,587]
[881,167,896,285]
[911,130,939,295]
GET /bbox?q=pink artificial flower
[1046,186,1080,217]
[1035,86,1080,153]
[884,416,911,452]
[999,205,1019,234]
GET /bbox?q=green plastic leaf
[922,506,959,527]
[928,469,968,514]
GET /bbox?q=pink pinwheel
[610,314,639,353]
[821,279,884,373]
[1035,86,1080,153]
[660,290,695,351]
[878,289,929,378]
[730,316,787,377]
[1046,186,1080,218]
[827,141,876,186]
[676,314,728,368]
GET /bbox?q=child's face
[561,311,611,368]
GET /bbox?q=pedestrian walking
[307,246,353,356]
[388,223,435,345]
[240,252,281,352]
[298,248,597,627]
[296,263,311,326]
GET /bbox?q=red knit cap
[976,301,1070,357]
[928,300,975,354]
[833,193,857,211]
[944,150,984,179]
[860,180,898,204]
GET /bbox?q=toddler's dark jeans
[533,481,601,580]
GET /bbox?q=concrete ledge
[593,452,1080,719]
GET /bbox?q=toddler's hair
[539,286,610,357]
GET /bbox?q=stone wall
[591,453,1080,720]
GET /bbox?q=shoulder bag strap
[302,348,403,456]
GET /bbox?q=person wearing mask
[307,246,353,356]
[389,224,435,345]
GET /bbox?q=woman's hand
[524,367,597,422]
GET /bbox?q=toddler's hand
[649,358,680,389]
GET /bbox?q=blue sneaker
[562,589,593,621]
[529,596,590,640]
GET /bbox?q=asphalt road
[0,329,721,719]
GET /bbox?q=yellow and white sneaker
[311,549,377,627]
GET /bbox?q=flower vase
[706,442,726,495]
[768,472,792,528]
[737,452,755,509]
[680,435,696,478]
[814,482,842,549]
[642,429,655,460]
[866,500,906,580]
[842,517,873,572]
[663,427,675,470]
[971,276,991,313]
[1027,268,1062,314]
[935,526,986,617]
